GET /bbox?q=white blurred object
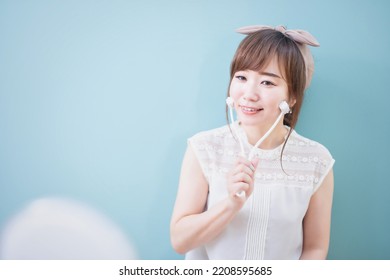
[0,197,137,259]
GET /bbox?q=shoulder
[286,129,335,192]
[286,129,335,177]
[287,129,334,162]
[188,124,232,145]
[186,124,234,182]
[187,124,239,163]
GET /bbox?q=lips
[239,105,263,114]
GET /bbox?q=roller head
[279,101,290,114]
[226,97,234,107]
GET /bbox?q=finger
[234,182,254,198]
[251,158,260,169]
[241,158,257,173]
[236,157,256,170]
[233,173,253,185]
[232,164,254,177]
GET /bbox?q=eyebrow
[259,71,282,79]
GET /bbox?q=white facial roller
[226,97,245,156]
[226,97,234,107]
[247,100,291,161]
[226,97,246,198]
[228,98,291,198]
[279,100,291,114]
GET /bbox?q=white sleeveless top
[185,124,335,260]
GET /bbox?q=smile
[239,105,263,114]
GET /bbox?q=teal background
[0,0,389,259]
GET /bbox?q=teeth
[242,107,257,112]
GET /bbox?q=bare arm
[170,145,258,254]
[300,169,334,260]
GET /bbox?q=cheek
[280,86,290,100]
[262,91,289,112]
[269,88,289,104]
[261,92,279,105]
[229,82,243,99]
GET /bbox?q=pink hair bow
[236,25,320,47]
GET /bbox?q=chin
[238,118,260,127]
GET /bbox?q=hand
[226,156,259,209]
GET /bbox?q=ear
[289,98,297,109]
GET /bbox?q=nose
[242,83,260,102]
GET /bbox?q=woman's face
[229,58,290,129]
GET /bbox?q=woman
[170,25,335,260]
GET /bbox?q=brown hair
[226,29,308,166]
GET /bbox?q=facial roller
[226,98,291,197]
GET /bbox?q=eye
[235,75,246,81]
[261,80,276,86]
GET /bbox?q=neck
[241,121,288,150]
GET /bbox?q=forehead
[231,38,290,80]
[260,57,283,76]
[238,56,285,79]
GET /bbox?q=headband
[236,25,320,89]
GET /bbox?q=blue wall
[0,0,389,259]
